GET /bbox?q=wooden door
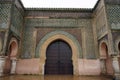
[45,40,73,74]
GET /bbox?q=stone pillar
[112,55,120,80]
[42,64,45,75]
[100,59,106,74]
[10,58,17,74]
[0,56,6,76]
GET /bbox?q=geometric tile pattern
[11,6,23,37]
[0,4,11,28]
[21,18,95,59]
[107,5,120,29]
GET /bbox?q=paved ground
[0,75,113,80]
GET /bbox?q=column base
[10,58,18,74]
[113,73,120,80]
[0,56,6,77]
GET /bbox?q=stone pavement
[0,75,113,80]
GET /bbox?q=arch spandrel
[35,31,82,58]
[35,30,82,75]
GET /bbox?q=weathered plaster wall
[16,58,101,75]
[78,59,101,75]
[16,58,40,74]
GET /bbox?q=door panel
[45,40,73,74]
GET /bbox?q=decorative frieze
[111,22,120,29]
[25,8,92,18]
[25,18,91,28]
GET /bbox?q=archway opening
[118,42,120,53]
[45,40,73,75]
[100,43,108,58]
[0,38,2,53]
[100,42,113,75]
[9,41,18,57]
[4,40,18,74]
[38,33,80,75]
[118,42,120,68]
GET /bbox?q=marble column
[42,64,45,75]
[100,59,106,74]
[112,55,120,80]
[10,58,17,74]
[0,56,6,76]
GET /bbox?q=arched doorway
[4,38,18,74]
[118,42,120,52]
[9,41,18,57]
[100,42,114,75]
[0,38,2,53]
[118,42,120,69]
[37,31,81,75]
[45,40,73,74]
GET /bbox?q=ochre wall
[16,58,101,75]
[16,59,40,74]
